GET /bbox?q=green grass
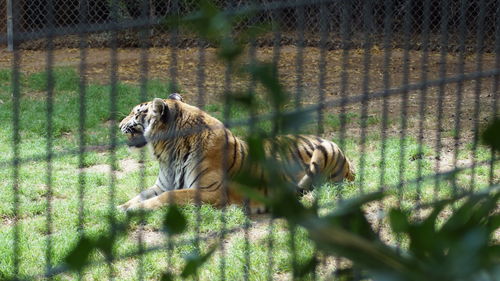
[26,67,80,93]
[0,68,497,280]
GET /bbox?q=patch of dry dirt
[82,158,142,179]
[1,215,15,226]
[131,227,166,247]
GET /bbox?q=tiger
[117,93,355,213]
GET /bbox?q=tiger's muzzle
[120,123,148,148]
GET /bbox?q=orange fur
[117,96,355,213]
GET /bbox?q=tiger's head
[119,93,183,148]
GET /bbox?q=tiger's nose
[121,126,134,134]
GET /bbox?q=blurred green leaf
[296,256,318,278]
[243,63,285,110]
[164,0,259,63]
[305,220,421,281]
[64,236,94,271]
[275,110,313,134]
[160,271,174,281]
[233,175,271,205]
[406,202,446,260]
[62,214,135,272]
[218,38,244,62]
[324,209,377,242]
[246,135,267,162]
[163,205,187,235]
[389,209,410,233]
[181,247,217,278]
[490,214,500,231]
[441,192,498,235]
[336,267,356,281]
[482,118,500,152]
[239,23,273,42]
[227,90,258,109]
[95,234,115,259]
[270,183,311,224]
[330,191,385,217]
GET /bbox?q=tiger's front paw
[125,203,143,212]
[126,202,156,212]
[117,204,129,212]
[126,198,162,212]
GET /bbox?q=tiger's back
[225,133,355,193]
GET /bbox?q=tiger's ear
[152,98,169,122]
[152,98,166,116]
[168,93,183,101]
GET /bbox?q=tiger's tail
[297,141,355,191]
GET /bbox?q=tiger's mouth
[126,132,147,148]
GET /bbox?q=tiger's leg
[125,169,226,211]
[127,186,270,214]
[126,188,224,211]
[117,185,164,211]
[227,188,269,214]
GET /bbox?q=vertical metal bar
[196,44,206,109]
[137,1,150,280]
[358,0,374,194]
[77,0,88,231]
[398,0,412,208]
[289,2,305,279]
[451,0,468,196]
[45,0,56,275]
[243,13,259,281]
[266,7,282,280]
[470,0,487,192]
[168,0,179,92]
[291,2,306,278]
[194,21,207,278]
[317,2,327,136]
[6,0,14,51]
[271,7,281,76]
[334,0,352,277]
[77,1,88,279]
[338,0,351,182]
[415,0,431,212]
[191,5,206,281]
[219,60,232,281]
[107,0,119,279]
[490,0,500,185]
[378,0,394,233]
[294,0,305,109]
[311,2,328,279]
[289,223,297,279]
[266,217,275,281]
[10,8,21,277]
[165,0,179,273]
[434,0,450,200]
[395,0,413,254]
[194,41,206,281]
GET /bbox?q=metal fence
[0,0,498,280]
[2,0,500,51]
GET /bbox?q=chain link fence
[0,0,499,280]
[1,0,499,51]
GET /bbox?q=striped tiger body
[117,94,355,213]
